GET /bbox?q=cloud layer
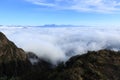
[1,26,120,64]
[25,0,120,13]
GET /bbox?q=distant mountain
[0,24,91,28]
[41,24,77,27]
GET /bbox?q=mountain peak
[0,32,7,40]
[0,32,8,45]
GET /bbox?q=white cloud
[1,26,120,64]
[26,0,56,7]
[25,0,120,13]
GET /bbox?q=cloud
[26,0,56,7]
[25,0,120,13]
[1,26,120,64]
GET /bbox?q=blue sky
[1,0,120,26]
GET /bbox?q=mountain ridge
[0,32,120,80]
[0,32,32,78]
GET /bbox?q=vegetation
[21,49,120,80]
[1,32,120,80]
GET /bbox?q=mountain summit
[0,32,8,45]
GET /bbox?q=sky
[1,0,120,26]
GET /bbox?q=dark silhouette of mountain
[1,32,120,80]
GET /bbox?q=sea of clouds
[0,26,120,64]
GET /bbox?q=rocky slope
[0,32,53,80]
[48,50,120,80]
[0,32,31,78]
[1,32,120,80]
[23,50,120,80]
[0,32,27,61]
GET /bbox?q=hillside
[0,32,120,80]
[47,49,120,80]
[0,32,31,79]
